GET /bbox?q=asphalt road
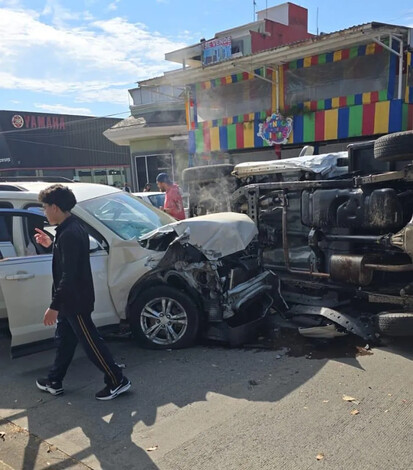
[1,330,413,470]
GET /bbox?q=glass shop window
[284,51,391,105]
[196,79,271,122]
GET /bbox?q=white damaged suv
[0,180,278,357]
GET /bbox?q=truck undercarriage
[183,131,413,341]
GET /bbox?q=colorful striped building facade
[188,43,413,157]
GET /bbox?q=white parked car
[133,191,165,209]
[133,191,190,218]
[0,181,278,357]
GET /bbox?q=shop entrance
[134,154,174,192]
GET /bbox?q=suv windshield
[78,192,174,240]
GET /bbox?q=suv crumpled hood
[140,212,258,260]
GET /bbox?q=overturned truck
[183,131,413,342]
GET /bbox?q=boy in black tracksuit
[35,184,131,400]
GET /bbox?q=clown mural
[258,113,293,146]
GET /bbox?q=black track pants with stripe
[48,311,123,388]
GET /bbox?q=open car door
[0,210,119,358]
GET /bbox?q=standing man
[123,182,131,193]
[34,184,131,400]
[156,173,185,220]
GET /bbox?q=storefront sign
[257,113,293,145]
[11,114,66,130]
[202,37,232,66]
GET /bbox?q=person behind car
[122,182,131,193]
[156,173,185,220]
[34,184,131,400]
[143,183,151,192]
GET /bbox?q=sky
[0,0,413,118]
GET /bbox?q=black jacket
[50,216,95,314]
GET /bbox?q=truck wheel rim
[140,297,188,345]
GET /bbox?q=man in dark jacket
[35,184,131,400]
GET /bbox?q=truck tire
[375,312,413,336]
[374,131,413,162]
[182,164,234,184]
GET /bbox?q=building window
[284,51,391,105]
[196,79,271,122]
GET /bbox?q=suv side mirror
[89,236,101,253]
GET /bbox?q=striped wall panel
[190,101,413,154]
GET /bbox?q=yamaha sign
[11,114,66,130]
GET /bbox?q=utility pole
[253,0,256,21]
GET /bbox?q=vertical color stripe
[293,115,304,142]
[303,113,315,142]
[203,127,211,152]
[315,111,325,141]
[389,99,403,132]
[362,92,371,104]
[341,49,349,60]
[311,55,318,66]
[219,126,228,150]
[362,103,375,135]
[188,131,196,154]
[338,107,350,139]
[195,129,204,153]
[374,101,390,134]
[333,51,342,61]
[402,103,408,130]
[379,90,388,101]
[408,104,413,130]
[243,122,254,148]
[332,97,340,108]
[371,91,379,102]
[227,124,237,149]
[254,118,262,148]
[348,105,363,137]
[210,126,220,151]
[304,56,312,67]
[355,94,363,105]
[324,109,338,140]
[236,123,244,148]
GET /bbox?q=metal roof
[139,21,409,88]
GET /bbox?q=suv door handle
[5,273,35,281]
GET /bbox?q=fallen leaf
[343,395,357,402]
[316,453,324,461]
[147,446,158,452]
[350,409,360,415]
[0,432,5,441]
